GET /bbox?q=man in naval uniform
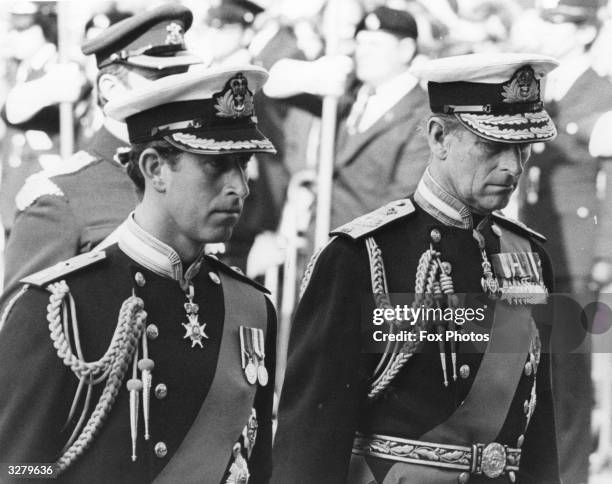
[0,66,276,484]
[2,4,202,298]
[272,53,561,484]
[515,2,612,481]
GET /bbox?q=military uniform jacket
[2,127,138,298]
[520,68,612,291]
[272,170,559,484]
[0,215,276,484]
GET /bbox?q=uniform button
[524,361,533,376]
[458,472,470,483]
[231,266,244,275]
[576,206,589,218]
[209,272,220,284]
[532,142,545,154]
[154,441,167,458]
[566,122,578,135]
[517,434,525,448]
[491,224,502,237]
[155,383,168,400]
[135,272,146,287]
[146,324,159,340]
[430,228,442,243]
[523,400,530,415]
[459,364,470,379]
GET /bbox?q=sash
[153,272,267,484]
[350,228,539,484]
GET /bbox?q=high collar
[414,168,474,229]
[118,213,206,289]
[86,126,128,166]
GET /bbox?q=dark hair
[116,139,183,195]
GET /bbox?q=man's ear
[139,148,166,193]
[98,73,126,106]
[398,37,417,64]
[427,116,450,160]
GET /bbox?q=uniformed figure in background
[264,6,430,229]
[1,4,202,298]
[0,1,88,238]
[515,2,612,482]
[272,53,561,484]
[0,66,277,484]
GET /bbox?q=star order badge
[182,312,209,348]
[181,286,209,348]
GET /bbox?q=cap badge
[165,22,184,45]
[502,66,539,104]
[365,13,381,31]
[214,73,255,118]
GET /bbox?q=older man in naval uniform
[0,66,276,484]
[272,53,561,484]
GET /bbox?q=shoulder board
[331,199,415,240]
[15,151,97,211]
[20,250,107,287]
[492,212,546,242]
[205,255,270,294]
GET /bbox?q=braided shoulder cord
[367,247,439,400]
[0,284,29,333]
[46,281,147,474]
[298,237,337,300]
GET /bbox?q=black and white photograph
[0,0,611,483]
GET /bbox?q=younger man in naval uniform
[0,66,276,484]
[2,4,202,298]
[272,53,561,484]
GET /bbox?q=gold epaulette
[205,255,270,294]
[15,150,96,211]
[331,199,415,239]
[492,211,546,242]
[20,251,107,287]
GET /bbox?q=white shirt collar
[118,213,206,287]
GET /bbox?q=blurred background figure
[1,3,202,299]
[0,1,89,239]
[265,4,429,231]
[514,1,612,483]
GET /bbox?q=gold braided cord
[45,281,147,474]
[368,245,441,400]
[298,237,337,300]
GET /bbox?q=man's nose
[501,146,525,177]
[225,163,250,199]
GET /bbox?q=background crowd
[0,1,611,483]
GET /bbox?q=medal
[240,326,257,385]
[181,284,208,348]
[252,328,268,386]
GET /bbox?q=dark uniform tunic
[272,171,559,484]
[2,127,138,297]
[0,216,275,484]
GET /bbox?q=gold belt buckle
[481,442,507,478]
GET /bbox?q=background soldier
[1,4,202,298]
[0,65,276,484]
[272,53,561,484]
[515,1,612,482]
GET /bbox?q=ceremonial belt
[152,272,267,484]
[352,433,521,478]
